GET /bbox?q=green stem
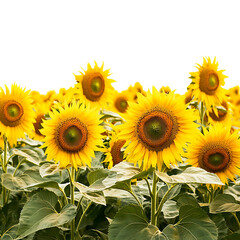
[69,167,75,240]
[151,170,158,225]
[76,201,92,233]
[144,178,152,198]
[2,136,8,206]
[232,212,240,229]
[128,188,143,209]
[155,184,178,218]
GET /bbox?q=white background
[0,0,239,95]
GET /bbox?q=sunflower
[187,124,240,186]
[127,82,146,102]
[189,57,227,111]
[107,90,134,115]
[29,102,52,141]
[40,102,103,169]
[74,62,115,109]
[103,132,126,169]
[160,86,171,94]
[119,87,198,170]
[0,84,35,146]
[205,100,232,126]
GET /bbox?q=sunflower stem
[76,201,92,234]
[151,170,158,225]
[232,212,240,230]
[2,135,8,207]
[128,186,143,209]
[69,167,76,240]
[155,183,178,219]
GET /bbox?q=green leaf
[158,184,182,200]
[162,205,218,240]
[223,231,240,240]
[40,163,60,177]
[1,169,62,192]
[16,190,77,239]
[210,194,240,213]
[156,167,223,185]
[74,182,106,205]
[162,200,179,219]
[17,137,43,147]
[11,149,40,165]
[109,204,161,240]
[87,169,109,185]
[176,193,200,208]
[210,214,228,240]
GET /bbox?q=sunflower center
[0,100,24,127]
[56,118,88,152]
[137,108,178,151]
[208,153,224,166]
[110,139,126,166]
[199,70,219,95]
[115,97,128,113]
[199,142,231,173]
[82,73,105,101]
[34,114,45,136]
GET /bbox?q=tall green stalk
[70,167,76,240]
[151,170,158,225]
[2,135,8,206]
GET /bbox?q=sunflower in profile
[128,82,146,102]
[29,102,52,141]
[0,84,35,146]
[40,102,103,169]
[74,62,115,109]
[187,124,240,186]
[189,57,227,110]
[103,132,126,169]
[120,87,198,170]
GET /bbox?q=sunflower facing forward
[120,87,198,170]
[41,102,103,169]
[189,57,227,110]
[0,84,35,146]
[187,124,240,186]
[74,62,115,109]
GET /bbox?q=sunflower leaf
[210,194,240,213]
[108,204,163,240]
[15,190,77,239]
[156,166,223,185]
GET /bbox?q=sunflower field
[1,57,240,240]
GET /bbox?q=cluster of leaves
[1,137,240,240]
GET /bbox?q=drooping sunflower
[40,102,103,169]
[74,62,115,109]
[119,87,198,170]
[187,124,240,186]
[103,132,126,169]
[0,84,35,146]
[189,57,227,111]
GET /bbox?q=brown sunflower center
[0,100,24,127]
[110,139,126,166]
[34,114,45,136]
[137,108,178,151]
[82,73,105,101]
[209,102,228,121]
[199,142,231,173]
[199,70,219,95]
[55,118,88,152]
[115,97,128,113]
